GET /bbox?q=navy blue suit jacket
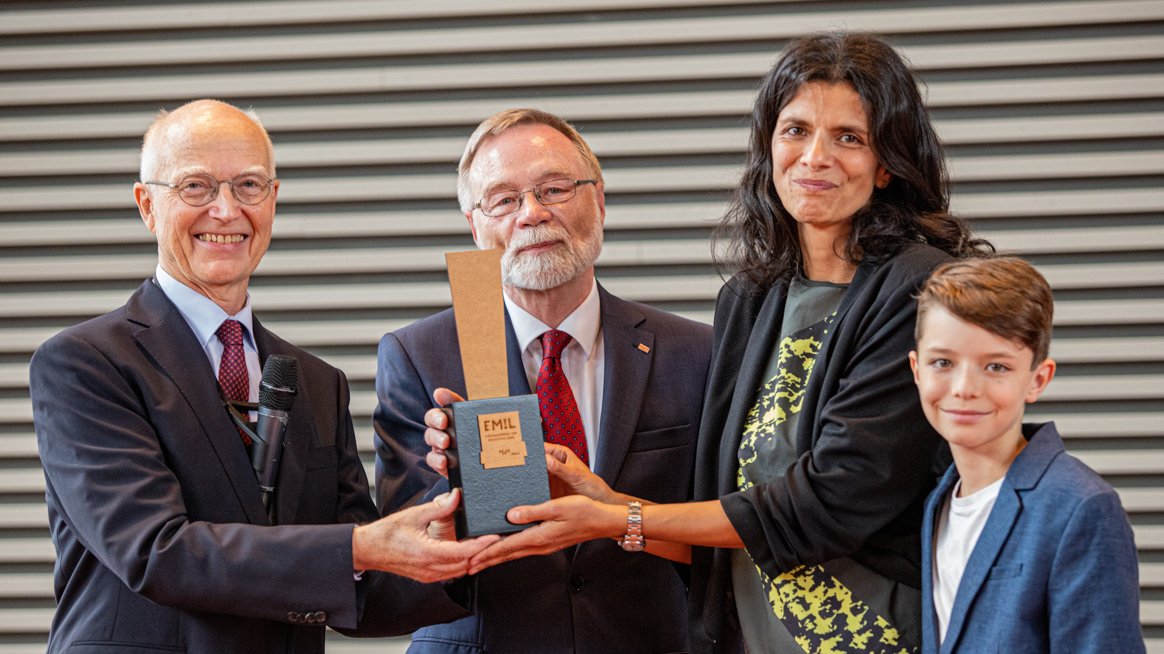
[31,280,458,654]
[374,283,712,653]
[921,422,1143,653]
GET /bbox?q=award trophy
[443,249,550,538]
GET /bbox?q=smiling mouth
[942,408,989,420]
[198,234,246,244]
[515,240,560,254]
[795,179,838,191]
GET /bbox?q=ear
[465,210,483,247]
[908,350,920,385]
[134,182,158,233]
[876,166,891,189]
[1025,358,1057,403]
[594,180,607,226]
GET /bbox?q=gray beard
[501,224,603,291]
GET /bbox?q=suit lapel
[922,467,958,650]
[252,321,318,526]
[592,287,652,486]
[504,310,532,396]
[941,424,1062,652]
[940,485,1021,653]
[940,426,1062,652]
[129,281,268,525]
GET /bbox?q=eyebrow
[922,345,1021,359]
[171,164,271,178]
[776,115,871,137]
[480,169,576,196]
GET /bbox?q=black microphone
[250,354,298,513]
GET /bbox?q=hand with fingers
[422,388,463,479]
[466,495,624,574]
[425,490,459,542]
[544,443,617,503]
[352,488,500,583]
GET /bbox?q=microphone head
[259,355,298,411]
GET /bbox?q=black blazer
[31,280,456,654]
[689,243,952,653]
[373,283,713,653]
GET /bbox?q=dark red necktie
[536,329,589,465]
[216,319,252,446]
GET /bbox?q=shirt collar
[503,279,601,359]
[154,265,256,351]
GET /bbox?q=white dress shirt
[503,280,605,469]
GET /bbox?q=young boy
[909,257,1143,654]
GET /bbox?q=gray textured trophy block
[444,394,550,538]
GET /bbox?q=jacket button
[287,611,301,623]
[313,611,328,624]
[569,574,585,592]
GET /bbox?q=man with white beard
[372,108,712,653]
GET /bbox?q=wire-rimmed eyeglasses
[474,178,596,218]
[143,173,276,207]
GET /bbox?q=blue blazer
[373,283,712,653]
[31,280,458,654]
[920,422,1143,653]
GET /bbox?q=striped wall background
[1,1,1160,651]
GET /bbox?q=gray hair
[456,108,602,213]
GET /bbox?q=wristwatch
[619,501,645,552]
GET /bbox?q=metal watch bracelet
[619,500,645,552]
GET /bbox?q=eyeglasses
[474,178,596,218]
[144,173,276,207]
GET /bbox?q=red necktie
[536,329,589,465]
[216,319,252,446]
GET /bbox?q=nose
[206,181,242,219]
[512,189,552,227]
[801,133,832,169]
[950,365,981,399]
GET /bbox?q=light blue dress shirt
[154,265,260,403]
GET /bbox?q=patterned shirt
[732,276,916,654]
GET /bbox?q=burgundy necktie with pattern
[536,329,589,465]
[216,319,252,446]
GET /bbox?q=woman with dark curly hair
[465,32,991,654]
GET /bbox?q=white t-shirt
[932,476,1005,644]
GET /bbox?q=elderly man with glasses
[373,108,712,653]
[29,99,501,654]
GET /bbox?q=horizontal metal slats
[1,2,1161,652]
[3,3,1162,71]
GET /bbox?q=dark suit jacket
[373,283,713,653]
[921,422,1144,654]
[689,243,953,653]
[30,280,458,654]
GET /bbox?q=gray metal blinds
[1,1,1161,651]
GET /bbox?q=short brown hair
[916,257,1053,366]
[456,108,602,213]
